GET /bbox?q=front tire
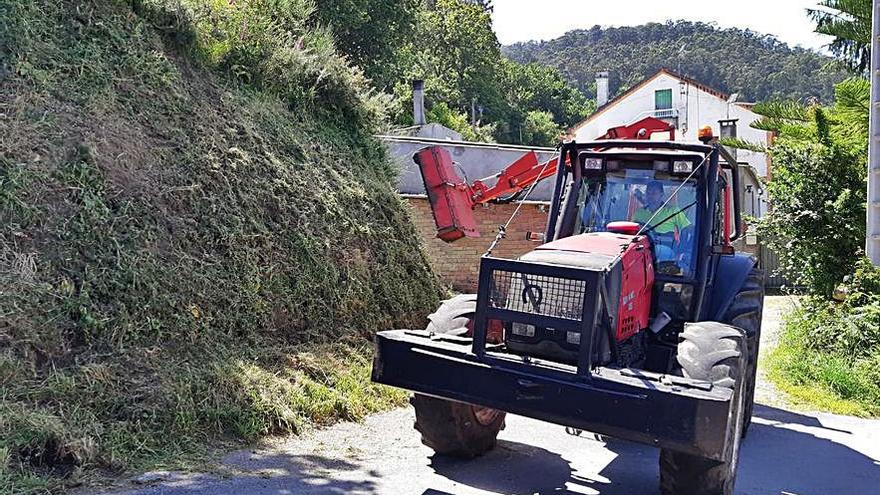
[660,322,747,495]
[412,294,505,457]
[721,266,764,437]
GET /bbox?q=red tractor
[372,119,764,495]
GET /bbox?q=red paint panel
[537,232,633,257]
[415,147,479,242]
[534,232,654,340]
[723,181,732,246]
[606,221,641,235]
[615,237,654,341]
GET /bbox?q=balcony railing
[653,108,679,119]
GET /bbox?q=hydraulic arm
[416,116,675,242]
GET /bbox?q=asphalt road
[96,297,880,495]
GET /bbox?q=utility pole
[869,0,880,265]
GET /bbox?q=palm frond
[719,137,767,153]
[808,0,872,72]
[751,100,810,122]
[834,77,870,118]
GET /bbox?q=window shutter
[655,89,673,110]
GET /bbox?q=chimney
[596,71,609,107]
[719,119,738,160]
[412,79,426,126]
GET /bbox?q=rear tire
[412,294,506,457]
[660,322,746,495]
[721,266,764,437]
[412,395,505,458]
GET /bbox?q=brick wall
[406,197,550,291]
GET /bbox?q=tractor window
[576,169,699,277]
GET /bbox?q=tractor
[372,118,764,495]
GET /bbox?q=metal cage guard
[471,256,604,377]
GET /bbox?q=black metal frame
[373,326,735,460]
[472,257,603,375]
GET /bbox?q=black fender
[706,254,758,321]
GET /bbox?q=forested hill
[503,21,850,103]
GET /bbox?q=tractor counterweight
[372,328,737,461]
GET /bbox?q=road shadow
[97,404,879,495]
[426,439,578,495]
[426,437,656,495]
[97,453,382,495]
[426,404,880,495]
[737,404,880,494]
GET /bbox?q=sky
[492,0,835,52]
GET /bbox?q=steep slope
[504,21,850,103]
[0,0,439,491]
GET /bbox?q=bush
[758,139,867,295]
[769,259,880,416]
[793,259,880,357]
[424,102,496,142]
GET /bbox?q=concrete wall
[383,136,559,201]
[407,197,550,291]
[573,72,772,177]
[738,165,768,219]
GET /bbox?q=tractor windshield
[576,169,699,277]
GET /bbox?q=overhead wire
[483,147,561,257]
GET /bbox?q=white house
[572,69,773,178]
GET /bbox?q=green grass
[0,1,438,492]
[768,341,880,417]
[767,271,880,418]
[0,344,408,494]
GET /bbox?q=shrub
[769,259,880,416]
[795,258,880,358]
[758,139,866,295]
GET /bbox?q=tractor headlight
[673,160,693,173]
[511,322,535,337]
[583,158,603,170]
[566,331,581,345]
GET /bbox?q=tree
[504,21,849,103]
[809,0,873,73]
[409,0,504,115]
[520,111,563,147]
[742,79,870,295]
[313,0,420,88]
[387,0,592,144]
[496,60,594,144]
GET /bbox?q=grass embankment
[0,1,440,493]
[767,260,880,417]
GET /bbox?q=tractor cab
[574,154,701,276]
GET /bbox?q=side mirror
[526,231,546,243]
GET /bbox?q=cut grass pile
[0,0,440,492]
[767,259,880,417]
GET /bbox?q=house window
[655,89,673,110]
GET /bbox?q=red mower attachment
[414,147,479,242]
